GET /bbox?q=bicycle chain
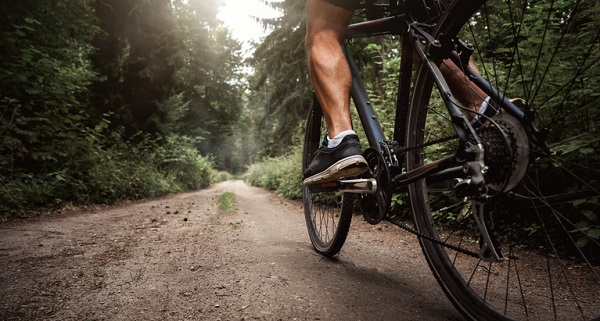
[397,133,459,153]
[397,122,498,153]
[385,216,481,259]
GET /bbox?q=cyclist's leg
[441,57,488,118]
[306,0,354,138]
[307,0,484,136]
[411,48,489,118]
[304,0,367,185]
[302,0,363,256]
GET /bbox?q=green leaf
[24,18,42,26]
[576,236,590,248]
[588,228,600,239]
[582,209,598,221]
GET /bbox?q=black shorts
[325,0,363,11]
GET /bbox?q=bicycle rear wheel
[406,0,600,320]
[302,99,354,257]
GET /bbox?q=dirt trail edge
[0,180,462,321]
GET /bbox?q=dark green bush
[0,126,220,220]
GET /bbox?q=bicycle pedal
[306,181,341,193]
[306,178,378,194]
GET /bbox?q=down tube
[343,43,386,150]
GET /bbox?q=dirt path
[0,180,462,321]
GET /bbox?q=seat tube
[393,37,413,146]
[343,43,386,150]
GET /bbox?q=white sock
[327,130,356,148]
[479,96,492,115]
[474,96,492,121]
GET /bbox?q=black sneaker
[510,98,527,110]
[302,134,368,186]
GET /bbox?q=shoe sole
[303,155,369,186]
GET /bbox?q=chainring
[359,148,392,225]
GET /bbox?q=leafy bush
[211,170,234,183]
[244,148,303,199]
[158,135,217,191]
[0,124,221,220]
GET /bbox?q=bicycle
[302,0,600,320]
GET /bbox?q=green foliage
[572,208,600,248]
[170,0,245,170]
[0,0,98,173]
[158,135,216,191]
[249,0,312,158]
[89,0,181,137]
[88,0,245,172]
[0,127,220,219]
[244,148,303,200]
[0,0,243,219]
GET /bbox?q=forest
[1,0,249,217]
[1,0,599,230]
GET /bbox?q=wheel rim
[302,102,353,257]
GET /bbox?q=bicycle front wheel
[302,99,354,257]
[406,0,600,320]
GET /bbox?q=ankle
[478,96,492,114]
[327,130,356,148]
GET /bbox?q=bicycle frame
[342,9,542,194]
[345,16,464,192]
[304,1,600,318]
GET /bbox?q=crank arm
[472,201,504,262]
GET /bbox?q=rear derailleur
[456,143,504,262]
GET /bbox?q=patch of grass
[218,192,236,214]
[130,267,145,282]
[228,221,243,229]
[90,277,107,289]
[108,242,132,260]
[90,268,108,289]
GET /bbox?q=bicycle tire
[406,0,600,320]
[302,99,354,257]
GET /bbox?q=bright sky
[217,0,282,44]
